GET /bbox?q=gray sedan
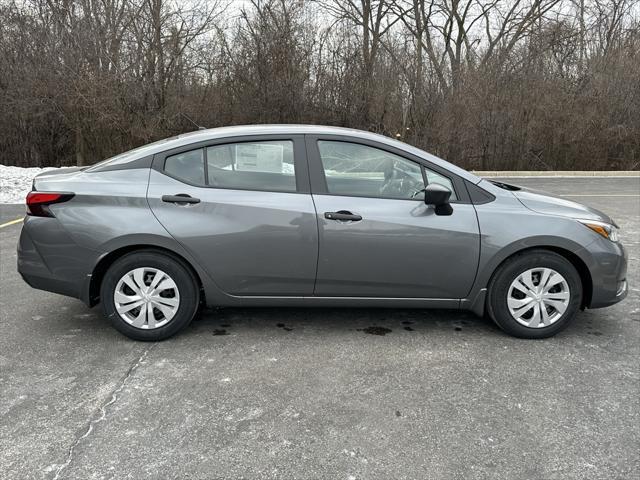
[17,125,627,340]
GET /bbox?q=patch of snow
[0,164,61,204]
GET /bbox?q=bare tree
[0,0,638,169]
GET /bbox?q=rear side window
[206,141,296,192]
[164,149,205,185]
[162,140,296,192]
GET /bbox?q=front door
[307,137,480,299]
[147,135,318,296]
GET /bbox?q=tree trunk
[76,127,88,166]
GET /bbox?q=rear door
[307,135,480,299]
[147,135,318,296]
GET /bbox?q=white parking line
[485,175,640,178]
[0,218,23,229]
[560,194,640,197]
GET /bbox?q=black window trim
[305,134,470,204]
[152,134,310,194]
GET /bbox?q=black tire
[487,249,582,339]
[100,250,200,341]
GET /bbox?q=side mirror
[424,183,453,216]
[424,183,451,206]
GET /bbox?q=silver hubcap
[507,268,570,328]
[114,267,180,329]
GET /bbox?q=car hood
[504,183,615,226]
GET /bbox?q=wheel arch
[466,240,594,316]
[88,244,205,307]
[486,245,593,310]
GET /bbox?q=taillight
[26,192,74,217]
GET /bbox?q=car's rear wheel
[487,250,583,339]
[100,250,199,341]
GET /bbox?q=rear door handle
[162,194,201,205]
[324,210,362,222]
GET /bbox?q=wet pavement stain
[212,329,228,336]
[358,327,392,336]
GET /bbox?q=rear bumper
[19,271,82,300]
[17,217,95,304]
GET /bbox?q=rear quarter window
[164,149,205,185]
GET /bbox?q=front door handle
[162,194,201,205]
[324,210,362,222]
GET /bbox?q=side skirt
[212,296,461,309]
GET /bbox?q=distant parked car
[17,125,627,340]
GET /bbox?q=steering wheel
[410,186,426,198]
[379,166,423,198]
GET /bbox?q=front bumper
[585,237,628,309]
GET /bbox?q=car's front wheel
[487,250,583,339]
[100,250,199,341]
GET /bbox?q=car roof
[89,124,481,184]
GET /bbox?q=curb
[472,171,640,177]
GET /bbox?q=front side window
[317,141,426,200]
[317,141,458,201]
[207,140,296,192]
[424,168,457,201]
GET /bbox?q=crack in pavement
[49,343,156,480]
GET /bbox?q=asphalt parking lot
[1,177,639,479]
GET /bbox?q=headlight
[578,220,619,242]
